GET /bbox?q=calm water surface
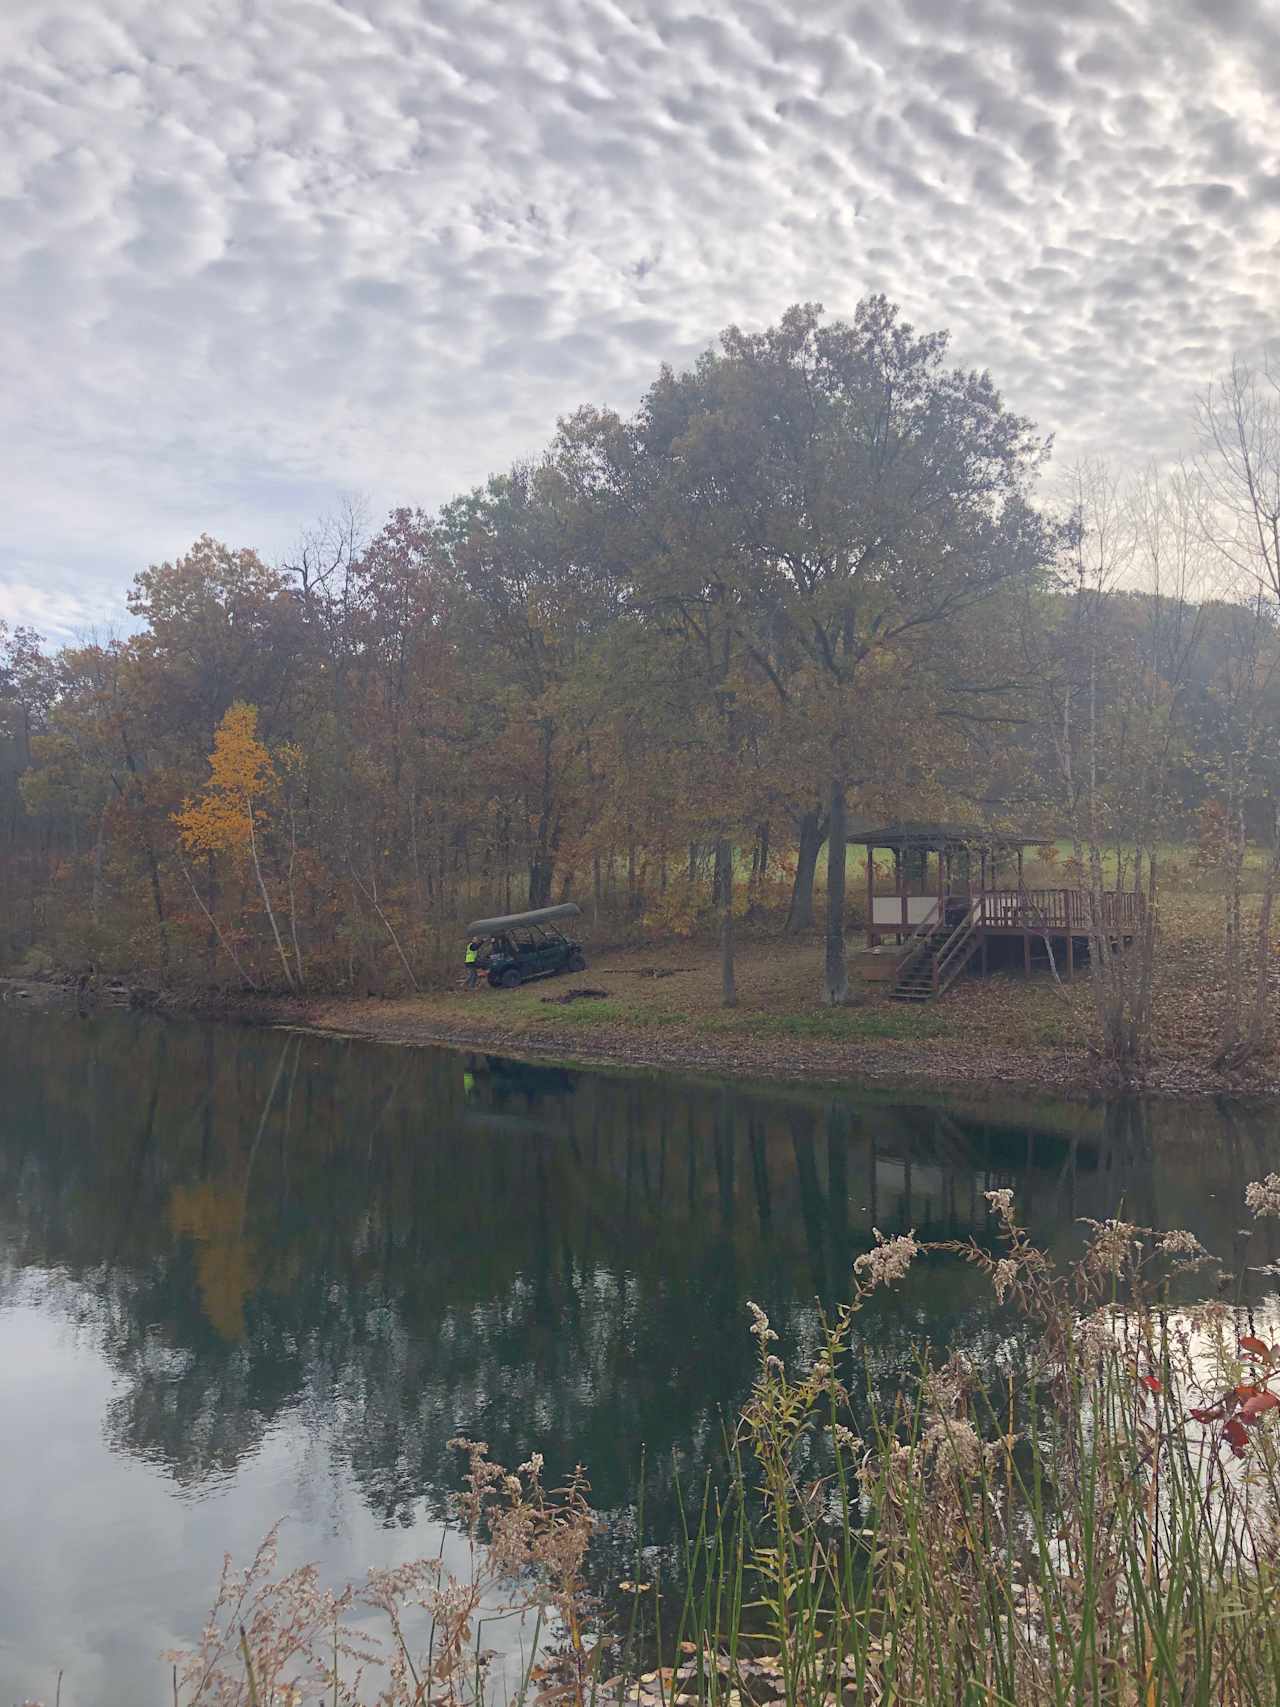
[3,1008,1280,1704]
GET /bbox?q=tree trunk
[713,840,726,910]
[528,858,553,910]
[286,806,305,992]
[717,834,737,1008]
[824,779,848,1005]
[247,806,295,990]
[144,838,170,981]
[749,822,770,906]
[1216,800,1247,1064]
[528,717,557,909]
[1237,809,1280,1065]
[349,859,419,993]
[409,786,426,916]
[204,851,217,978]
[90,803,107,930]
[786,809,825,934]
[114,743,169,981]
[178,849,257,989]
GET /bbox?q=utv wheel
[567,950,587,972]
[499,968,523,989]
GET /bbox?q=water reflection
[2,1009,1280,1702]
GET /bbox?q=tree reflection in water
[3,1008,1280,1608]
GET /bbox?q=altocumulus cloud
[2,0,1279,634]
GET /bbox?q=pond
[3,1007,1279,1705]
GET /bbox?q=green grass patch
[711,1005,950,1043]
[528,998,626,1027]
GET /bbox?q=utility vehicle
[466,903,587,989]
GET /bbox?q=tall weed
[172,1181,1280,1705]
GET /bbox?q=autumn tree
[128,535,307,746]
[36,638,181,976]
[441,460,614,910]
[599,299,1056,1001]
[174,702,303,990]
[0,621,58,951]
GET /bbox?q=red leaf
[1190,1406,1225,1423]
[1235,1384,1261,1401]
[1240,1336,1272,1361]
[1139,1375,1162,1394]
[1242,1392,1280,1420]
[1225,1417,1250,1457]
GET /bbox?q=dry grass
[169,1179,1280,1706]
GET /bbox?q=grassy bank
[171,1180,1280,1706]
[300,891,1280,1098]
[9,879,1275,1098]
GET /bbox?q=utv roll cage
[465,903,586,989]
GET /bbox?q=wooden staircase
[891,899,982,1003]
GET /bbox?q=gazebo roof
[850,821,1050,851]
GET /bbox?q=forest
[3,296,1280,1069]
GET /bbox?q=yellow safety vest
[465,944,478,965]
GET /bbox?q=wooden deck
[869,887,1144,1004]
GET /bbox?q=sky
[3,0,1278,639]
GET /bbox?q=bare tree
[1197,359,1280,1067]
[1033,463,1206,1079]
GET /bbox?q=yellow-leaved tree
[174,702,303,990]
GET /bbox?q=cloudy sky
[3,0,1277,637]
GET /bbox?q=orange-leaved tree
[173,702,303,990]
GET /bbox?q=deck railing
[978,889,1141,931]
[932,898,983,993]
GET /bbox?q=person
[464,938,483,989]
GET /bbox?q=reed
[172,1177,1280,1705]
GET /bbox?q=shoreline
[287,998,1280,1101]
[7,972,1277,1103]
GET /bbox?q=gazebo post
[893,845,902,940]
[937,839,946,922]
[866,841,877,948]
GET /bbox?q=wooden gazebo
[851,823,1142,1002]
